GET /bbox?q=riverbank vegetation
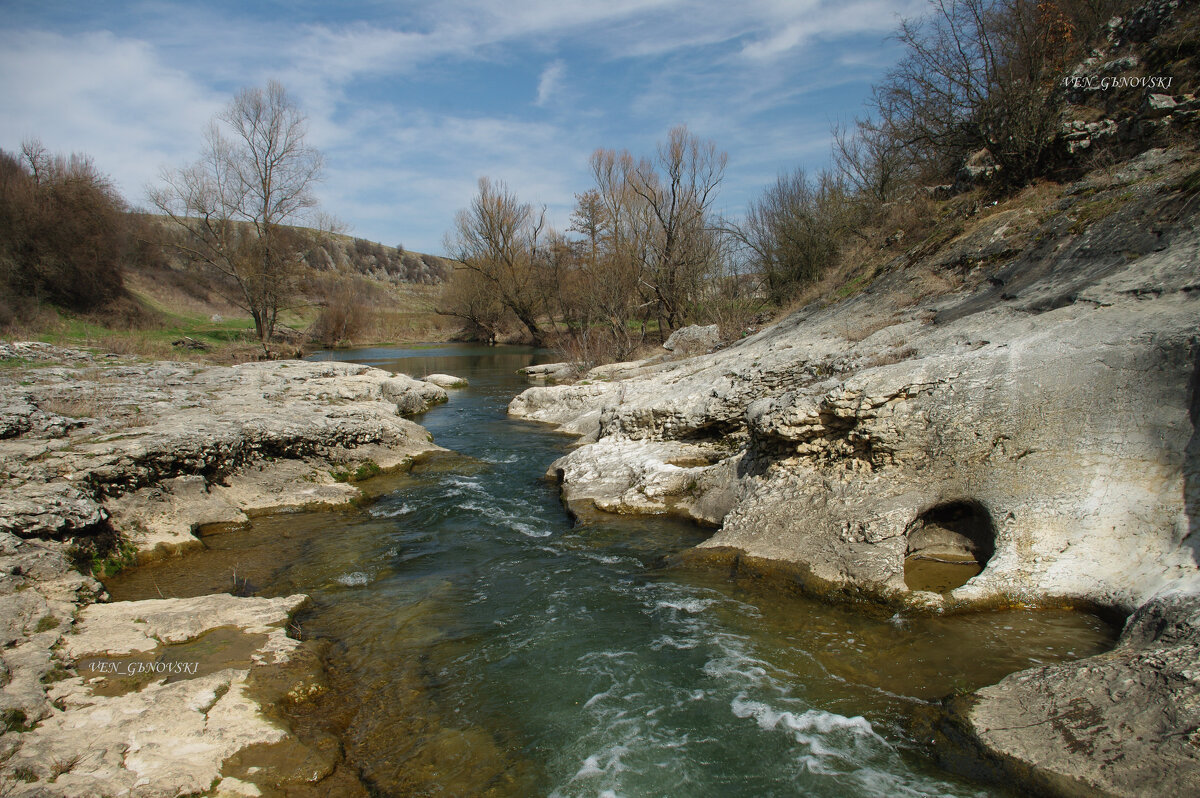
[440,0,1197,364]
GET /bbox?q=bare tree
[437,266,513,344]
[732,168,853,305]
[626,125,727,334]
[559,151,659,362]
[872,0,1076,187]
[560,185,644,362]
[443,177,552,344]
[150,80,323,349]
[20,138,50,185]
[831,119,911,206]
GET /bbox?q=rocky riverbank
[510,147,1200,796]
[0,343,451,796]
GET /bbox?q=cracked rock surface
[0,348,447,796]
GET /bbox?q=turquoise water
[107,344,1115,796]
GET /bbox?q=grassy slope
[1,235,463,363]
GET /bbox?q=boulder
[423,373,468,388]
[519,362,579,382]
[662,324,720,355]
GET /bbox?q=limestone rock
[662,324,721,355]
[0,483,108,539]
[381,373,447,413]
[940,590,1200,798]
[61,593,308,658]
[519,362,579,383]
[0,351,446,796]
[1,594,311,797]
[423,373,468,388]
[508,382,617,439]
[0,356,444,554]
[550,438,735,525]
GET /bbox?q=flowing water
[107,344,1117,797]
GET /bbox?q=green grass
[833,273,871,300]
[2,708,32,734]
[8,267,460,360]
[331,459,382,483]
[69,540,139,579]
[34,615,59,633]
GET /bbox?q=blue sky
[0,0,925,254]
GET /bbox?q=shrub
[0,144,131,317]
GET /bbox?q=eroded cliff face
[510,148,1200,795]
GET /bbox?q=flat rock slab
[0,348,448,796]
[63,593,309,658]
[5,593,313,798]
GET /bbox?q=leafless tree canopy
[627,125,728,332]
[735,169,855,304]
[442,177,555,344]
[0,140,130,320]
[438,128,728,357]
[150,80,324,347]
[869,0,1126,187]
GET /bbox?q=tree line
[441,125,736,360]
[440,0,1146,362]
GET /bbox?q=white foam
[370,502,413,518]
[335,571,370,587]
[654,597,716,614]
[649,635,699,651]
[702,655,769,684]
[567,743,629,782]
[731,695,878,740]
[511,520,552,538]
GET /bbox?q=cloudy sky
[0,0,925,254]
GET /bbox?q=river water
[107,344,1116,797]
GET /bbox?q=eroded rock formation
[510,147,1200,795]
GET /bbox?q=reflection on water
[105,344,1116,797]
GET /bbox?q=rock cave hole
[903,499,995,593]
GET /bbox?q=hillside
[5,217,463,362]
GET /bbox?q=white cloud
[535,60,566,106]
[739,0,925,59]
[0,29,222,203]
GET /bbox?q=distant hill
[306,233,450,286]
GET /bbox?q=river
[106,344,1116,797]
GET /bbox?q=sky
[0,0,927,255]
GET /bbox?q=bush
[870,0,1135,189]
[0,143,132,318]
[736,169,856,304]
[309,274,379,347]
